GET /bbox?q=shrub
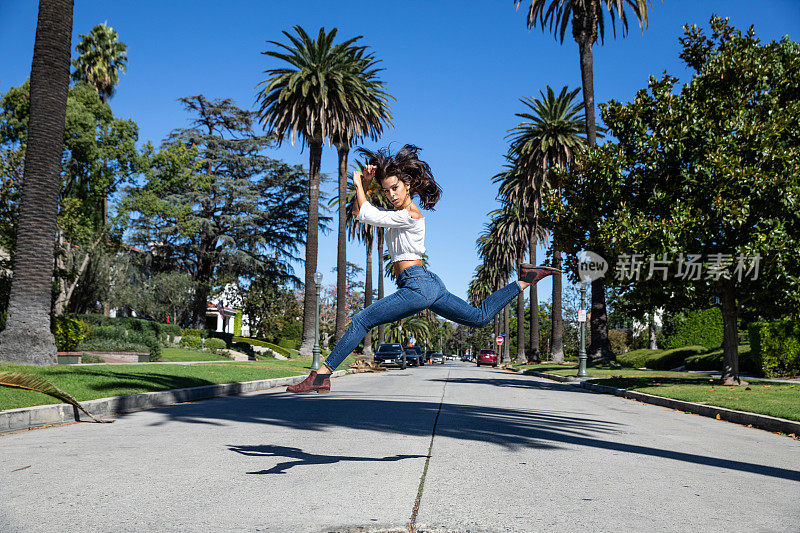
[617,349,660,368]
[83,324,160,360]
[662,308,723,350]
[161,323,182,343]
[78,337,151,354]
[608,329,628,355]
[236,337,291,357]
[204,337,227,354]
[644,346,706,370]
[684,345,759,374]
[180,335,203,350]
[52,316,92,351]
[208,331,234,347]
[749,320,800,378]
[182,328,208,338]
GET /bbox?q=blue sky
[1,1,798,302]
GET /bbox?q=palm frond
[0,372,113,424]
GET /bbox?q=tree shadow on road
[137,373,800,482]
[227,444,426,474]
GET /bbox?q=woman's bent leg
[323,287,427,371]
[429,282,521,329]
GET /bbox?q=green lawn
[0,353,356,412]
[160,347,231,362]
[514,361,800,421]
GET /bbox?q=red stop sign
[496,335,504,345]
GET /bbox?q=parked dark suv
[374,343,407,369]
[403,345,423,366]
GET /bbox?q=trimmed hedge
[180,336,203,350]
[662,308,723,350]
[204,337,227,354]
[616,349,660,368]
[208,331,234,347]
[749,320,800,378]
[684,345,758,374]
[181,328,208,339]
[79,324,161,360]
[233,336,291,358]
[644,346,706,370]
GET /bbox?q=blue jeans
[323,265,522,371]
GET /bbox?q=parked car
[476,349,498,367]
[430,352,445,364]
[374,343,407,369]
[403,345,423,366]
[425,350,436,364]
[461,354,473,362]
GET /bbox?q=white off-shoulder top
[356,201,425,262]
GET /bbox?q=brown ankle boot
[286,371,331,394]
[519,264,561,284]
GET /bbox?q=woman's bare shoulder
[408,204,424,220]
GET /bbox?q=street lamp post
[577,281,588,378]
[312,271,322,371]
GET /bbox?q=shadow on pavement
[228,444,426,474]
[139,373,800,483]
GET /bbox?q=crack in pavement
[408,369,450,533]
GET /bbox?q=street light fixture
[577,281,588,378]
[312,271,322,370]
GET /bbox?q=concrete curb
[521,369,800,435]
[0,369,349,434]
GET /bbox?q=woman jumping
[287,144,558,394]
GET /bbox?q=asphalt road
[1,361,798,532]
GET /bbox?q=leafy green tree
[1,81,140,315]
[548,17,800,384]
[256,26,386,356]
[0,0,74,365]
[125,95,313,328]
[515,0,654,360]
[71,22,128,104]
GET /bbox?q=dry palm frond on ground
[349,360,388,372]
[0,371,113,423]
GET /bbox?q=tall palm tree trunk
[577,34,613,360]
[550,242,564,361]
[334,145,349,343]
[503,304,510,362]
[377,228,385,344]
[362,231,374,356]
[527,233,540,362]
[0,0,74,365]
[515,261,526,363]
[299,140,323,356]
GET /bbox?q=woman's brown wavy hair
[356,144,442,210]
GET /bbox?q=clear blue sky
[1,1,798,302]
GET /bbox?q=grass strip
[0,354,356,412]
[160,348,231,362]
[588,376,800,422]
[515,362,800,421]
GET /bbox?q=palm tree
[343,185,376,355]
[506,86,587,361]
[515,0,653,359]
[257,26,384,356]
[494,161,550,362]
[71,22,127,104]
[70,22,128,315]
[330,46,393,344]
[0,0,74,365]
